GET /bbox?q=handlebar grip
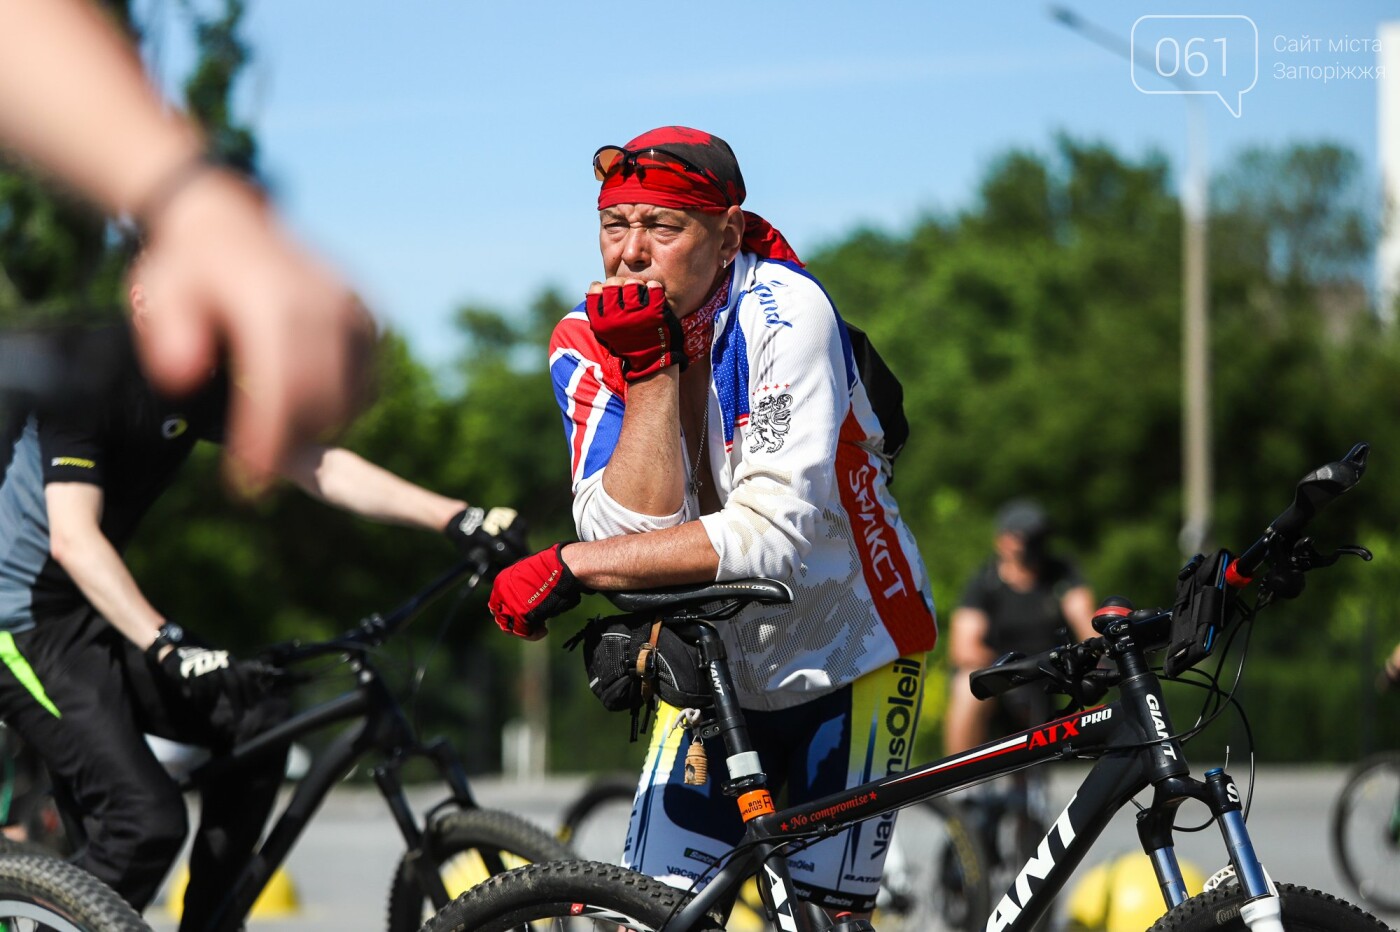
[1229,442,1369,584]
[969,652,1044,700]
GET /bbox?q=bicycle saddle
[606,578,793,613]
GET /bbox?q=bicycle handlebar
[1225,442,1368,586]
[969,636,1113,701]
[261,556,488,667]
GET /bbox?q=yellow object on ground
[1065,853,1206,931]
[163,861,301,920]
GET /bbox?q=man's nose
[620,227,649,268]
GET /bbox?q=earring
[721,257,729,269]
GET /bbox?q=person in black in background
[944,499,1096,754]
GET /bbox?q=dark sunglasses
[592,145,732,205]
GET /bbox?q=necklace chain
[687,396,710,503]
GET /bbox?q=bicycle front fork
[1140,767,1285,932]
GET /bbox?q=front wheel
[385,807,575,932]
[1331,752,1400,912]
[1147,882,1388,931]
[0,850,150,930]
[421,860,722,932]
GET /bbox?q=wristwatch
[147,621,186,660]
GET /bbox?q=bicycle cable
[1092,598,1263,830]
[406,575,476,736]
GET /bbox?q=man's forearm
[285,446,464,531]
[54,534,164,649]
[562,522,719,590]
[598,369,686,517]
[0,0,202,215]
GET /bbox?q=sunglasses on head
[592,145,732,205]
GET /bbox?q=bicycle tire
[385,806,575,932]
[882,797,993,932]
[1331,751,1400,913]
[1146,881,1388,931]
[421,859,723,932]
[0,850,150,931]
[557,773,637,863]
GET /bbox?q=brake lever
[1291,538,1373,569]
[1262,538,1373,601]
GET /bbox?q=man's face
[598,204,735,316]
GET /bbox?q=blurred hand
[135,170,376,493]
[445,505,531,569]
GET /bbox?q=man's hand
[488,543,585,639]
[584,280,683,382]
[148,642,280,712]
[137,172,376,493]
[445,505,530,568]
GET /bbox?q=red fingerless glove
[585,283,684,382]
[488,543,585,639]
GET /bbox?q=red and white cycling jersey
[548,251,937,711]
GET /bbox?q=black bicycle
[556,771,991,931]
[423,442,1390,932]
[41,551,573,931]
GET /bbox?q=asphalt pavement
[144,765,1396,931]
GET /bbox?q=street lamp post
[1050,6,1213,555]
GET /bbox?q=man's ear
[722,206,745,257]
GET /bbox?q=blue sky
[137,1,1395,369]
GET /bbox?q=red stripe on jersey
[835,412,936,655]
[551,314,627,395]
[551,313,629,478]
[568,367,602,476]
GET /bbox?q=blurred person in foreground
[488,126,937,920]
[0,252,520,929]
[944,499,1096,754]
[0,0,373,491]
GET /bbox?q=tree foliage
[3,3,1395,764]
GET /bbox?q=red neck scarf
[682,274,731,367]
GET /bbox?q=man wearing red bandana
[490,127,938,916]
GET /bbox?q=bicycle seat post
[692,624,766,796]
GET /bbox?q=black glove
[146,625,280,713]
[444,506,530,568]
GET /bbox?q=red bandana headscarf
[595,126,802,267]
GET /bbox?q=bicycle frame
[663,620,1277,932]
[176,558,489,932]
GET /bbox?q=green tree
[808,137,1397,761]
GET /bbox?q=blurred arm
[0,0,201,216]
[947,606,996,670]
[280,445,465,532]
[1061,584,1096,642]
[0,0,373,489]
